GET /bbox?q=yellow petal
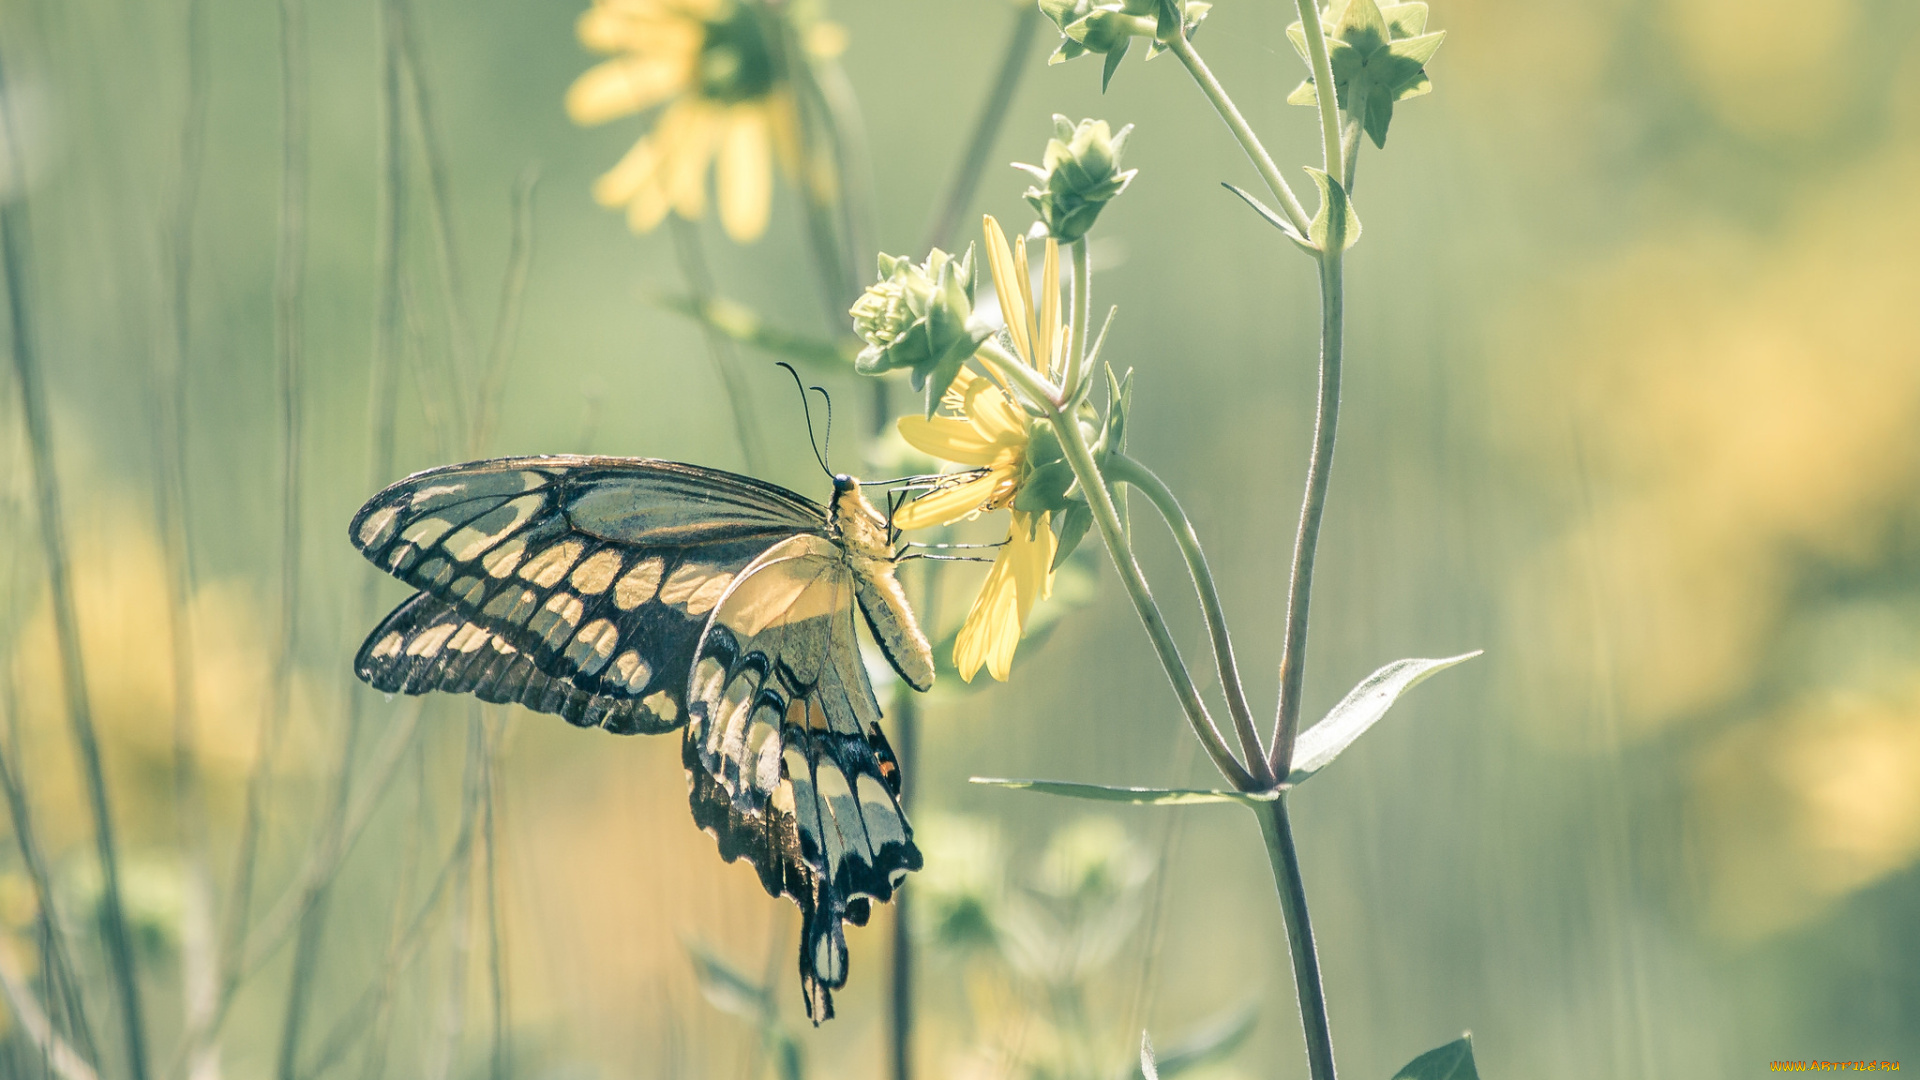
[891,471,1003,530]
[961,375,1028,444]
[565,55,690,125]
[981,216,1033,368]
[897,414,1018,467]
[716,106,772,242]
[662,102,718,219]
[1013,234,1037,365]
[954,548,1021,682]
[576,5,699,56]
[1039,238,1060,377]
[592,135,661,208]
[1007,512,1057,624]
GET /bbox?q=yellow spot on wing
[642,689,677,723]
[612,650,652,693]
[358,505,400,547]
[614,557,665,609]
[565,618,620,674]
[448,623,493,653]
[570,549,624,594]
[405,622,458,658]
[445,494,543,561]
[371,631,404,659]
[483,537,526,578]
[519,540,584,587]
[402,517,456,547]
[531,593,586,646]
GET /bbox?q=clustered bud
[851,247,994,415]
[1039,0,1212,90]
[1016,116,1138,245]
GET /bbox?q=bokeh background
[4,0,1920,1077]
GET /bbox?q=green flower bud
[1041,0,1211,89]
[850,247,994,414]
[1015,116,1138,244]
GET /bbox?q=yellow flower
[890,216,1071,681]
[566,0,804,242]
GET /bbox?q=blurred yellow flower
[566,0,804,242]
[891,216,1068,681]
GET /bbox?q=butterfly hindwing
[687,536,923,1021]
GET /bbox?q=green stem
[1024,375,1254,791]
[1257,797,1337,1080]
[1064,239,1090,396]
[1340,91,1363,194]
[0,55,152,1080]
[1292,0,1343,187]
[670,216,764,472]
[1165,31,1311,236]
[1106,453,1270,785]
[1270,251,1342,777]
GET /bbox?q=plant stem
[1106,452,1270,785]
[0,57,152,1080]
[919,3,1042,253]
[670,216,764,472]
[1014,369,1254,790]
[1064,239,1091,398]
[886,683,918,1080]
[1165,31,1311,236]
[1292,0,1343,187]
[1257,797,1337,1080]
[1270,251,1342,777]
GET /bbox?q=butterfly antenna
[809,384,834,474]
[775,361,833,479]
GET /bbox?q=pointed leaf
[1130,1003,1258,1079]
[1392,1035,1478,1080]
[654,294,855,369]
[1052,502,1093,570]
[1221,182,1306,246]
[1287,78,1321,106]
[1286,652,1479,784]
[1141,1033,1161,1080]
[1364,88,1393,148]
[1102,36,1131,91]
[1303,167,1361,252]
[1285,20,1312,61]
[1380,1,1428,37]
[971,777,1279,806]
[1331,0,1389,52]
[1388,29,1445,66]
[1393,71,1433,101]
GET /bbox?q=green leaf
[1284,20,1312,62]
[1303,167,1361,252]
[970,777,1279,806]
[1363,86,1392,148]
[1287,78,1320,106]
[1052,502,1093,570]
[1392,1035,1478,1080]
[1102,35,1131,91]
[655,295,855,369]
[1221,182,1306,245]
[1285,651,1480,785]
[1330,0,1389,53]
[1388,28,1445,67]
[1131,1003,1258,1080]
[1380,1,1428,37]
[684,940,772,1021]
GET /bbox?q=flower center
[697,2,779,104]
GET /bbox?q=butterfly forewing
[348,456,924,1023]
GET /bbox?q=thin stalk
[480,715,511,1080]
[1009,364,1252,790]
[1291,0,1342,187]
[0,690,99,1068]
[225,0,310,998]
[918,3,1042,253]
[0,57,152,1080]
[1063,240,1090,397]
[1106,452,1270,785]
[669,216,763,472]
[1269,251,1342,776]
[807,55,876,304]
[423,725,486,1080]
[1339,95,1362,194]
[1164,32,1310,236]
[394,0,477,395]
[468,168,538,457]
[886,683,918,1080]
[1256,798,1336,1080]
[0,938,99,1080]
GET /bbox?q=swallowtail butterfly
[348,456,933,1022]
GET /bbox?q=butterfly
[347,455,935,1022]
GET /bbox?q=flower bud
[850,247,994,414]
[1040,0,1211,89]
[1015,116,1138,244]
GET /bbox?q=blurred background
[3,0,1920,1077]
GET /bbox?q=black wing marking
[686,537,922,1022]
[348,457,829,734]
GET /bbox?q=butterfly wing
[349,455,828,734]
[686,535,922,1022]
